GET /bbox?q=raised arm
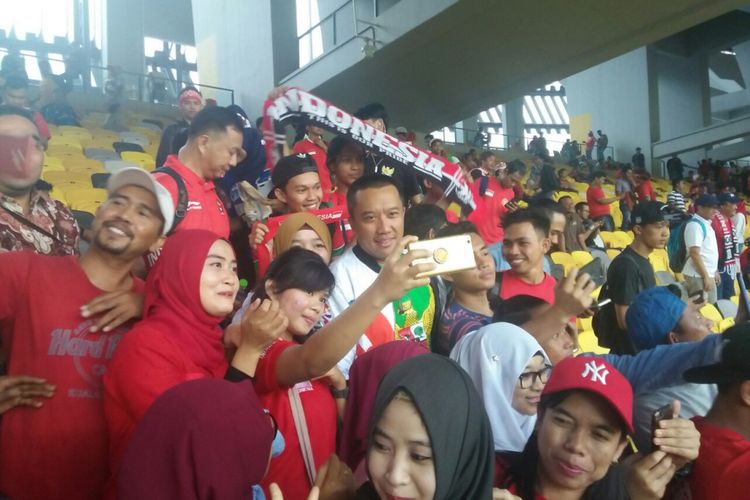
[274,237,435,387]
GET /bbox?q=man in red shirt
[683,325,750,500]
[586,171,621,231]
[150,106,244,267]
[497,208,557,303]
[468,159,525,270]
[293,122,333,195]
[0,167,174,500]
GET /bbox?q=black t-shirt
[364,151,422,201]
[607,246,656,306]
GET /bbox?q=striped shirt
[667,190,686,211]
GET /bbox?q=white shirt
[682,214,718,277]
[732,213,746,252]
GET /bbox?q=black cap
[718,192,740,205]
[271,153,319,190]
[684,325,750,384]
[631,201,667,226]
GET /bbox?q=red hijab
[117,379,273,499]
[144,229,230,376]
[338,341,429,470]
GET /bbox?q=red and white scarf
[262,88,478,211]
[712,213,739,275]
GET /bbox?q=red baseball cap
[542,356,633,433]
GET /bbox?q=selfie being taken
[1,1,750,499]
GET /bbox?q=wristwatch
[330,387,349,399]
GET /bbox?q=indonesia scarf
[262,88,477,211]
[712,214,738,275]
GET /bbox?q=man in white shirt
[682,194,719,304]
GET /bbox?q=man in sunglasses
[0,105,80,256]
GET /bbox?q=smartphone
[651,403,675,451]
[688,290,705,305]
[596,298,612,308]
[407,234,476,278]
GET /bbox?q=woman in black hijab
[357,353,495,500]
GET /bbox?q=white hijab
[450,322,549,453]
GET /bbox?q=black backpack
[154,166,232,235]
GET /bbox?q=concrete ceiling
[306,0,749,131]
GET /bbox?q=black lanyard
[0,201,62,243]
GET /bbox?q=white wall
[564,48,654,167]
[192,0,275,119]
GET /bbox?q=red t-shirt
[498,270,557,304]
[636,180,655,201]
[154,155,230,238]
[103,326,227,495]
[468,176,515,244]
[254,340,337,500]
[689,416,750,500]
[587,185,611,219]
[293,138,333,196]
[328,191,353,252]
[0,252,144,500]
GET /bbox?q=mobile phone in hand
[651,403,675,451]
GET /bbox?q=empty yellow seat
[41,171,93,185]
[571,250,593,268]
[63,158,105,172]
[606,248,621,260]
[121,151,155,164]
[700,304,724,333]
[550,252,575,276]
[577,329,609,355]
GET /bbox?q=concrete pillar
[502,98,525,149]
[105,0,145,75]
[565,48,653,166]
[653,50,710,167]
[192,0,276,116]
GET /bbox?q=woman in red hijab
[103,229,284,494]
[117,378,274,499]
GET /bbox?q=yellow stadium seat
[46,146,84,159]
[612,231,631,248]
[578,329,609,355]
[41,171,93,185]
[571,250,593,267]
[577,316,593,331]
[65,188,107,210]
[63,158,106,172]
[649,249,671,274]
[718,317,735,333]
[606,248,621,260]
[48,136,82,149]
[58,126,92,140]
[121,151,155,164]
[43,155,65,168]
[624,231,634,244]
[599,231,615,247]
[42,161,66,173]
[730,295,740,306]
[700,304,724,333]
[550,252,575,276]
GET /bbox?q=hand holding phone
[407,234,476,278]
[651,403,675,452]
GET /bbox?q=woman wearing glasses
[450,322,551,454]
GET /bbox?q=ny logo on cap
[581,360,609,385]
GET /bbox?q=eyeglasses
[518,365,552,389]
[264,409,279,439]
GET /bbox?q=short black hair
[574,201,588,212]
[326,136,364,167]
[492,294,550,323]
[404,204,447,240]
[253,247,335,302]
[480,150,495,162]
[347,174,404,217]
[179,85,202,97]
[437,221,479,239]
[591,170,606,180]
[501,207,551,238]
[0,104,37,128]
[3,74,28,91]
[354,102,389,131]
[506,159,527,176]
[188,106,244,139]
[557,195,572,203]
[534,198,566,221]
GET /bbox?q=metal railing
[282,0,383,82]
[0,47,235,106]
